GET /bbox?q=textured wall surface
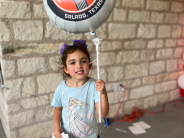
[0,0,184,138]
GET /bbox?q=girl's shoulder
[56,80,66,90]
[88,77,97,85]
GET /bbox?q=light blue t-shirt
[51,77,99,138]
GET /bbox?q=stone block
[86,42,96,53]
[0,1,31,18]
[165,39,177,47]
[148,40,164,49]
[178,39,184,46]
[178,59,184,70]
[108,103,123,118]
[105,83,114,92]
[37,74,63,94]
[156,49,173,59]
[96,24,107,40]
[141,50,155,61]
[172,25,182,38]
[130,85,154,99]
[169,72,180,80]
[7,104,20,114]
[107,67,124,81]
[9,111,34,129]
[0,21,10,41]
[33,4,48,18]
[1,60,15,79]
[122,0,145,8]
[1,43,63,56]
[125,63,149,79]
[35,106,54,121]
[115,0,121,7]
[137,24,156,38]
[165,13,178,24]
[158,25,171,38]
[89,68,106,82]
[4,79,23,100]
[129,10,150,22]
[150,61,165,75]
[98,53,116,66]
[50,93,54,102]
[143,74,168,85]
[124,99,143,114]
[49,56,61,71]
[179,14,184,25]
[107,13,112,22]
[113,8,127,21]
[33,43,62,54]
[174,48,183,58]
[155,81,177,93]
[22,95,49,108]
[170,89,181,101]
[17,57,47,76]
[10,131,16,138]
[22,77,36,98]
[144,93,170,109]
[108,23,136,39]
[123,79,141,88]
[117,51,139,64]
[19,121,53,138]
[182,26,184,37]
[143,95,157,109]
[151,12,164,23]
[99,41,122,52]
[167,59,178,72]
[171,2,183,12]
[146,0,170,11]
[124,40,146,49]
[108,91,128,104]
[13,21,43,41]
[46,21,83,40]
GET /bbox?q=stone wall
[0,0,184,138]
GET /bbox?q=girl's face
[64,50,92,81]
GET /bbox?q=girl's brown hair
[59,43,91,80]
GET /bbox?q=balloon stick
[91,32,102,123]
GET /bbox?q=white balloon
[43,0,116,34]
[178,74,184,89]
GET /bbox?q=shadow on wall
[0,65,3,85]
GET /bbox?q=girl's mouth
[76,71,84,75]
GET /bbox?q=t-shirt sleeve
[51,85,62,107]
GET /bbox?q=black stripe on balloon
[47,0,105,21]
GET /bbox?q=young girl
[51,40,109,138]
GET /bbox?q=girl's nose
[76,62,82,68]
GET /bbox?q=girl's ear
[89,63,92,70]
[63,66,69,74]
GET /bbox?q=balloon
[43,0,116,34]
[178,74,184,90]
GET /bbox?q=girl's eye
[70,62,75,65]
[81,60,87,64]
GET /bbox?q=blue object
[104,117,110,126]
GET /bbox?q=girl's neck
[66,77,89,88]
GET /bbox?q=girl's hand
[54,128,63,138]
[96,79,107,95]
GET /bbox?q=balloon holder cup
[99,117,127,133]
[180,89,184,98]
[99,117,110,133]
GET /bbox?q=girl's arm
[53,107,63,138]
[96,79,109,119]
